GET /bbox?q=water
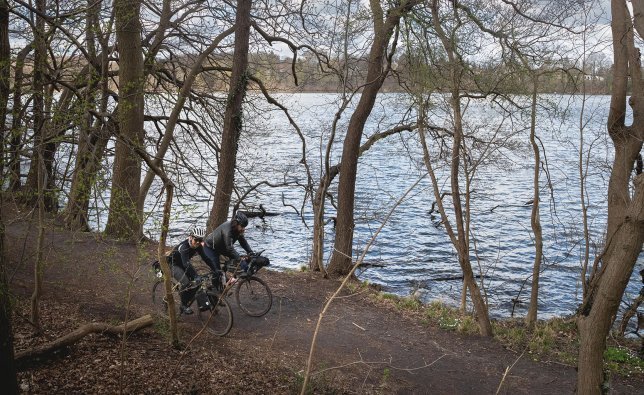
[80,92,643,319]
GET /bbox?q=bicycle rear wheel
[235,276,272,317]
[197,292,233,336]
[152,279,181,318]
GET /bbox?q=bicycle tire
[197,291,233,336]
[235,276,272,317]
[152,279,181,318]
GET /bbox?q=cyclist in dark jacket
[204,212,253,276]
[167,227,215,314]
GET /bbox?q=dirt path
[5,212,642,394]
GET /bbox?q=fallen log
[15,314,154,366]
[239,204,279,219]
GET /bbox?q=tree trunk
[0,0,18,391]
[577,189,644,392]
[24,83,74,213]
[65,2,114,231]
[310,166,339,272]
[0,0,8,179]
[577,1,644,392]
[328,0,419,277]
[24,0,48,208]
[423,0,492,336]
[64,116,114,230]
[105,0,145,240]
[526,79,543,329]
[30,149,46,331]
[0,208,17,391]
[7,45,31,191]
[0,236,17,392]
[23,0,65,212]
[158,184,180,347]
[27,0,48,332]
[310,178,328,272]
[208,0,252,229]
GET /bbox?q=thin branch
[301,175,426,394]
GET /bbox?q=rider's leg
[202,246,223,289]
[202,246,221,274]
[171,264,195,312]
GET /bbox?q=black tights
[171,264,198,306]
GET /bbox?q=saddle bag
[195,290,211,311]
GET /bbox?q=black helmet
[233,211,248,227]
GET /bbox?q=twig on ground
[352,322,366,331]
[269,297,283,350]
[301,176,426,394]
[496,350,525,394]
[312,353,447,376]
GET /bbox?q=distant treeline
[237,52,613,95]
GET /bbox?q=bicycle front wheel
[152,279,180,318]
[235,276,272,317]
[197,292,233,336]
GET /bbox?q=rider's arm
[177,241,197,279]
[237,234,253,255]
[197,245,219,274]
[222,230,241,260]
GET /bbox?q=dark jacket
[168,238,215,273]
[205,220,252,260]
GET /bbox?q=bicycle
[151,262,233,337]
[222,251,273,317]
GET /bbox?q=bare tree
[0,0,8,179]
[0,0,18,391]
[136,25,236,218]
[524,73,543,329]
[27,0,49,333]
[64,0,114,231]
[16,0,91,212]
[21,0,50,210]
[577,1,644,392]
[105,0,145,240]
[6,44,31,191]
[328,0,420,277]
[208,0,252,228]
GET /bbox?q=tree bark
[29,0,48,332]
[64,2,114,231]
[310,125,414,271]
[526,78,543,329]
[105,0,145,240]
[208,0,252,229]
[328,0,419,277]
[7,44,31,191]
[23,0,48,209]
[64,114,114,230]
[310,168,337,272]
[577,1,644,392]
[0,0,8,179]
[0,0,18,391]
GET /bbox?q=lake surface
[87,92,643,319]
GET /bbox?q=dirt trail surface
[5,210,643,394]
